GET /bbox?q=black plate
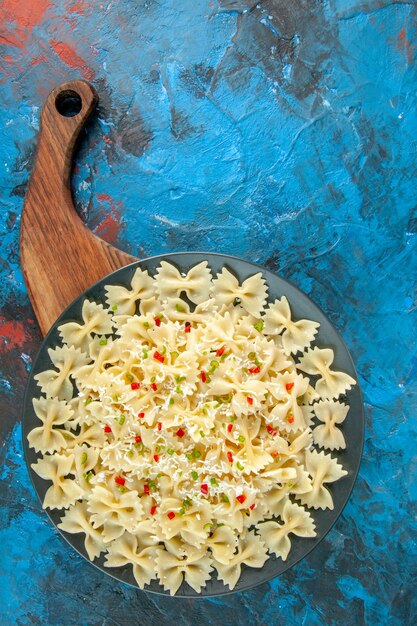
[22,252,364,597]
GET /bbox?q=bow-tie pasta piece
[105,267,155,315]
[298,449,347,510]
[312,400,349,450]
[34,345,90,401]
[156,547,213,595]
[88,484,143,542]
[27,397,73,454]
[31,452,83,509]
[155,261,212,304]
[212,267,268,317]
[58,501,106,560]
[213,530,268,590]
[263,296,320,355]
[258,500,316,560]
[206,525,238,564]
[297,347,356,400]
[104,532,161,588]
[58,300,113,352]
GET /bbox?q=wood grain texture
[20,80,137,336]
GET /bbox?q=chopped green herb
[209,360,219,373]
[236,461,244,471]
[254,320,264,332]
[99,338,108,346]
[210,477,218,487]
[186,453,194,460]
[203,522,213,529]
[161,346,167,355]
[175,375,185,383]
[199,430,205,437]
[117,485,128,493]
[143,321,150,328]
[119,414,125,425]
[84,396,92,406]
[230,416,237,422]
[217,523,225,527]
[148,480,157,492]
[155,445,161,453]
[179,507,186,515]
[80,452,88,465]
[126,373,134,382]
[191,470,198,481]
[248,352,256,360]
[193,450,201,459]
[238,435,245,443]
[220,493,230,503]
[142,348,149,358]
[167,448,175,456]
[175,303,185,312]
[169,398,174,405]
[170,351,179,359]
[113,395,119,402]
[202,407,208,416]
[151,375,156,383]
[128,450,134,457]
[83,471,93,483]
[111,304,118,311]
[183,497,192,507]
[175,385,182,394]
[287,482,294,489]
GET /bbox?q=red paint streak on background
[397,27,414,63]
[0,318,27,352]
[94,194,123,242]
[0,0,50,49]
[68,0,90,14]
[50,39,94,81]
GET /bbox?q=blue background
[1,0,416,624]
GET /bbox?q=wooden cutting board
[20,80,137,336]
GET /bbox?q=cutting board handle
[20,80,136,336]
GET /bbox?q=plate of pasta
[22,252,364,596]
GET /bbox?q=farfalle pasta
[27,261,356,594]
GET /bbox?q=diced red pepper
[154,316,161,327]
[131,381,140,390]
[157,422,162,431]
[184,323,191,333]
[135,435,142,443]
[153,454,159,462]
[286,382,294,391]
[114,476,125,486]
[154,351,165,363]
[144,484,150,495]
[248,366,261,374]
[150,383,157,391]
[266,424,277,436]
[176,428,185,438]
[200,483,209,495]
[216,346,225,357]
[150,504,157,515]
[167,511,175,520]
[247,397,253,405]
[138,412,145,419]
[249,503,255,510]
[287,415,295,424]
[104,425,112,433]
[227,423,233,433]
[227,451,233,463]
[271,451,278,457]
[236,494,246,504]
[200,370,207,383]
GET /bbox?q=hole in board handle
[55,90,82,117]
